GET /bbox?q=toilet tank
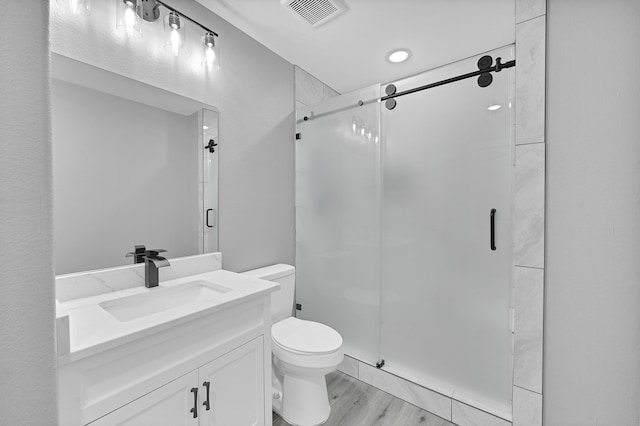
[241,264,295,323]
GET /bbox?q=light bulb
[116,0,142,37]
[170,29,181,56]
[59,0,90,16]
[202,32,219,70]
[205,46,216,65]
[124,7,136,32]
[70,0,81,14]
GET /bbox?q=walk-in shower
[295,46,515,417]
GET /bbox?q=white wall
[51,0,295,272]
[52,80,199,274]
[545,0,640,424]
[0,1,58,424]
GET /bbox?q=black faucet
[143,249,170,288]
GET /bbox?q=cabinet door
[199,337,264,426]
[89,371,200,426]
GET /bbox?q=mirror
[51,54,219,275]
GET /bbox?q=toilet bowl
[242,265,343,426]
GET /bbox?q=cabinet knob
[203,381,211,411]
[190,387,198,418]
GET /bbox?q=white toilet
[242,264,343,426]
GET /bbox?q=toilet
[242,264,343,426]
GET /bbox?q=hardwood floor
[272,371,454,426]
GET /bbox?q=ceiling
[196,0,515,94]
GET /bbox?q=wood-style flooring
[272,371,454,426]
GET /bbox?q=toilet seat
[272,317,342,355]
[271,317,344,370]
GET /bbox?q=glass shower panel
[202,108,219,253]
[380,47,514,416]
[296,85,381,364]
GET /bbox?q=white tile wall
[294,65,340,107]
[512,387,542,426]
[294,67,324,106]
[516,0,546,24]
[358,362,453,421]
[513,8,545,426]
[515,16,546,145]
[452,401,512,426]
[513,267,544,393]
[337,355,359,377]
[514,143,545,268]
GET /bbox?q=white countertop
[56,269,279,365]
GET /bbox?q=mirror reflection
[51,54,219,275]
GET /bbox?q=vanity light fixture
[114,0,220,69]
[388,49,411,63]
[487,104,502,111]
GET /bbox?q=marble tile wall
[294,66,340,108]
[452,401,512,426]
[512,0,545,425]
[514,143,545,268]
[516,0,546,24]
[515,16,546,146]
[336,354,359,377]
[359,362,453,421]
[513,267,544,393]
[338,358,513,425]
[513,386,543,426]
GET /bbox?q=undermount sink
[99,280,232,322]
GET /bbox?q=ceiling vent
[281,0,348,28]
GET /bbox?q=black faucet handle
[126,245,147,264]
[144,249,167,259]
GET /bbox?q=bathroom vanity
[56,254,278,426]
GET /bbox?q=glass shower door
[202,108,219,253]
[295,85,381,364]
[380,47,514,416]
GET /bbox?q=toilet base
[281,373,330,426]
[273,357,338,426]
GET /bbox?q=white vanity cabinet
[199,337,264,426]
[89,370,199,426]
[89,337,264,426]
[57,275,277,426]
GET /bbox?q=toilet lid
[272,317,342,355]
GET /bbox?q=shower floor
[273,371,454,426]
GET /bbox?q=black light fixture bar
[381,58,515,103]
[155,0,219,37]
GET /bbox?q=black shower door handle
[490,208,496,251]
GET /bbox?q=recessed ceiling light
[388,49,411,63]
[487,104,502,111]
[203,125,209,130]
